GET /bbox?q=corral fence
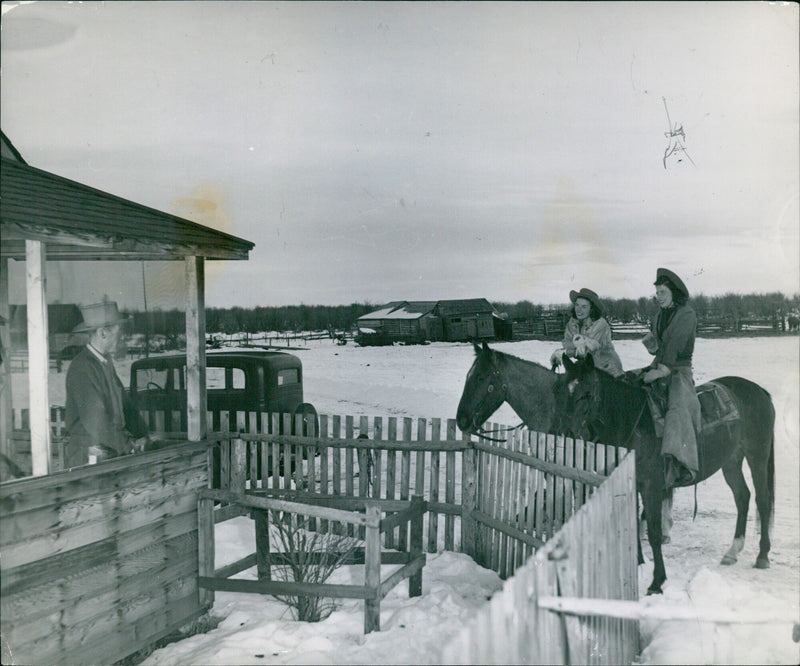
[1,410,636,665]
[440,453,638,665]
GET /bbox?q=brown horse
[456,342,568,437]
[562,354,775,594]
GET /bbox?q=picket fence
[205,411,625,581]
[3,409,636,665]
[440,452,638,665]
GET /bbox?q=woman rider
[641,267,701,489]
[550,287,624,377]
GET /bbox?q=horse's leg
[720,455,750,565]
[643,487,666,594]
[747,439,774,569]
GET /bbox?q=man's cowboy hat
[654,268,689,298]
[569,287,603,312]
[72,302,129,332]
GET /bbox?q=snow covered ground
[13,336,799,663]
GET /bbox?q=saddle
[644,380,740,438]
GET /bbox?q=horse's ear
[563,354,575,372]
[482,340,491,352]
[473,342,481,355]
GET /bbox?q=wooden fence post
[230,438,246,494]
[409,495,424,597]
[364,503,382,633]
[198,496,215,607]
[255,509,271,580]
[460,437,477,560]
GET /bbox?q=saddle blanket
[645,380,740,438]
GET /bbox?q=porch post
[0,257,13,463]
[185,255,207,441]
[25,240,50,475]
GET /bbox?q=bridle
[470,363,525,442]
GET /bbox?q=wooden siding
[0,443,210,666]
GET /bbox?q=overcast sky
[2,1,798,309]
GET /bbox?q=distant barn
[357,298,499,343]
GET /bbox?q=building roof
[0,135,254,261]
[358,299,495,321]
[436,298,495,316]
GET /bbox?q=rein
[474,422,525,443]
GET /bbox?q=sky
[2,1,798,309]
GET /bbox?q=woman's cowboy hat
[72,301,130,332]
[654,267,689,298]
[569,287,603,312]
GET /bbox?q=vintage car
[129,350,317,433]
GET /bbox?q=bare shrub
[269,510,360,622]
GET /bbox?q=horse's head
[456,341,508,433]
[562,354,605,441]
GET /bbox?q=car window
[277,368,299,386]
[206,367,226,390]
[205,366,246,390]
[136,367,172,391]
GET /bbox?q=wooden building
[0,130,253,472]
[0,132,254,664]
[357,298,497,343]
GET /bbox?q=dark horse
[562,354,775,594]
[456,342,568,436]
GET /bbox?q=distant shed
[357,298,497,343]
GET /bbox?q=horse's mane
[486,347,553,373]
[592,366,653,439]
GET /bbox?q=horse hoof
[661,536,671,545]
[720,555,737,566]
[646,585,663,596]
[754,556,770,569]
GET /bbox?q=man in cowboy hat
[64,302,148,467]
[550,286,624,377]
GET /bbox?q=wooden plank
[379,554,426,599]
[0,257,12,465]
[444,419,456,552]
[364,504,382,633]
[10,569,199,663]
[2,505,199,593]
[200,489,368,525]
[2,525,198,619]
[3,542,198,647]
[385,417,397,548]
[554,435,565,531]
[318,415,329,533]
[427,419,441,553]
[198,575,372,600]
[0,448,208,520]
[25,239,50,476]
[415,418,427,546]
[409,495,424,597]
[185,255,207,441]
[2,477,205,569]
[398,418,412,551]
[471,440,606,486]
[372,417,383,500]
[460,429,477,561]
[237,433,470,451]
